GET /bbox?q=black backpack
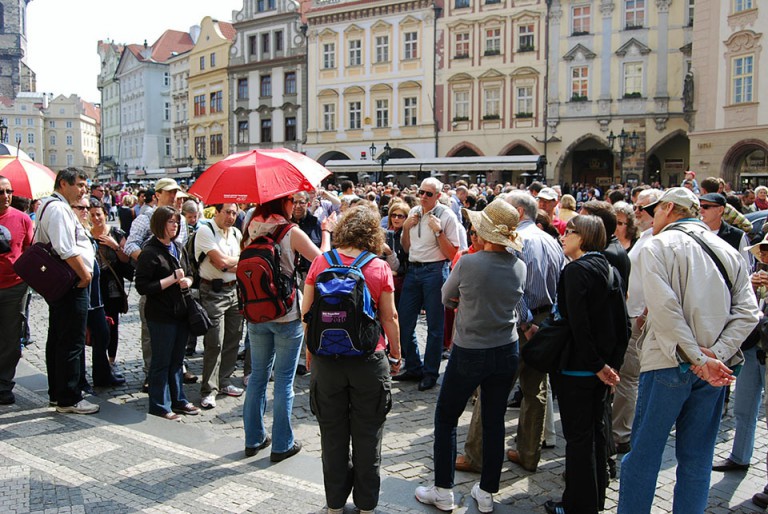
[304,249,381,357]
[185,221,215,289]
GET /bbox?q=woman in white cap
[415,199,526,513]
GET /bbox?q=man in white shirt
[36,168,99,415]
[196,203,244,409]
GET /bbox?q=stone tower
[0,0,34,98]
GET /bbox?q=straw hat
[746,233,768,262]
[462,199,523,251]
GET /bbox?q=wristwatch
[434,229,443,237]
[388,356,402,366]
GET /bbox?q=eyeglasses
[0,189,13,195]
[564,228,579,236]
[468,229,477,236]
[617,221,627,226]
[294,200,308,205]
[417,189,435,198]
[70,205,88,211]
[700,204,720,210]
[166,220,180,225]
[390,213,407,219]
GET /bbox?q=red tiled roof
[0,95,13,107]
[216,21,237,42]
[150,29,194,62]
[81,100,101,125]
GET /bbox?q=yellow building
[188,17,237,171]
[437,0,548,184]
[546,0,691,186]
[688,0,767,188]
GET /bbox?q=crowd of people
[1,165,767,513]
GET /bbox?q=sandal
[172,402,201,416]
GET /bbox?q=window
[625,0,645,28]
[571,66,589,99]
[67,154,73,166]
[49,120,55,128]
[455,33,470,58]
[375,35,389,63]
[483,88,500,117]
[238,120,249,144]
[323,43,336,69]
[195,136,206,156]
[732,55,754,103]
[404,97,417,126]
[323,104,336,131]
[194,94,206,116]
[687,0,695,26]
[249,36,258,56]
[50,153,56,165]
[404,32,418,60]
[210,52,216,67]
[260,75,272,97]
[164,72,170,86]
[518,24,535,51]
[375,99,389,127]
[164,101,170,120]
[14,118,20,125]
[66,135,73,146]
[285,117,297,141]
[27,133,34,144]
[199,56,205,70]
[27,118,33,126]
[261,119,272,143]
[262,33,270,54]
[485,28,501,55]
[210,134,223,155]
[735,0,753,12]
[516,86,534,115]
[257,0,275,11]
[285,72,296,95]
[572,5,591,34]
[238,78,249,99]
[623,63,643,96]
[349,101,362,129]
[66,121,72,128]
[210,91,223,113]
[50,134,56,145]
[454,90,469,119]
[275,31,283,52]
[349,40,362,66]
[165,137,171,156]
[455,0,469,7]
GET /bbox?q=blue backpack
[305,249,381,357]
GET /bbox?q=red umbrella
[188,148,332,204]
[0,156,56,199]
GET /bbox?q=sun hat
[746,233,768,262]
[154,178,181,192]
[462,199,523,251]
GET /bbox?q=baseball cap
[537,187,558,201]
[154,178,181,192]
[699,193,726,207]
[642,187,699,215]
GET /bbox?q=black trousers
[553,373,610,514]
[46,287,89,407]
[310,351,391,511]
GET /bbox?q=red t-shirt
[305,251,395,351]
[0,207,34,289]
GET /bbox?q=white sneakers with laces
[415,484,455,511]
[221,384,244,397]
[55,399,100,415]
[471,482,494,512]
[200,393,216,409]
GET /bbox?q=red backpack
[236,223,298,323]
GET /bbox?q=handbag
[521,316,572,374]
[184,291,213,337]
[99,248,129,314]
[13,199,78,303]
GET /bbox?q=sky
[26,0,242,104]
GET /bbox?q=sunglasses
[617,221,627,226]
[390,213,407,219]
[0,189,13,195]
[642,203,657,216]
[700,204,721,210]
[71,205,88,211]
[417,189,435,197]
[468,229,477,236]
[564,228,579,236]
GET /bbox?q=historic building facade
[167,46,192,176]
[228,0,307,155]
[0,0,34,99]
[688,0,766,188]
[97,40,124,180]
[45,94,100,175]
[0,91,45,161]
[304,0,438,166]
[546,0,692,186]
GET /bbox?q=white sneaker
[221,384,244,397]
[471,482,494,513]
[201,393,216,409]
[55,399,100,415]
[415,484,455,511]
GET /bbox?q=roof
[216,21,237,42]
[81,100,101,124]
[124,30,194,64]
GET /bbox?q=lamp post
[195,141,207,179]
[607,129,639,182]
[370,142,391,183]
[0,118,7,143]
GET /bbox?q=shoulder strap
[666,225,733,291]
[325,249,342,266]
[351,250,377,269]
[272,222,295,243]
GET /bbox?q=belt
[201,278,237,288]
[530,304,552,316]
[409,260,448,268]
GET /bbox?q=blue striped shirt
[514,219,565,323]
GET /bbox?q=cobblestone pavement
[3,287,768,513]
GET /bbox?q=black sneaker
[0,390,15,405]
[245,436,272,457]
[296,364,308,376]
[507,389,523,409]
[270,441,302,463]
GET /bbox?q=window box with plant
[623,92,642,99]
[518,45,535,52]
[515,112,534,118]
[483,114,500,120]
[571,30,590,36]
[453,116,470,122]
[484,49,501,56]
[571,94,589,102]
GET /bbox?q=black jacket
[717,222,744,251]
[557,252,630,373]
[604,236,631,296]
[135,236,190,323]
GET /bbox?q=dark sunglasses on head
[418,189,435,197]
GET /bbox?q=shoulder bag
[184,290,213,337]
[98,247,130,314]
[521,316,572,374]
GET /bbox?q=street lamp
[607,129,639,182]
[195,142,207,179]
[370,142,391,182]
[0,118,7,143]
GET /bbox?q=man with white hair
[395,178,461,391]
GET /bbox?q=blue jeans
[730,346,765,465]
[433,342,518,492]
[398,261,448,378]
[618,367,726,514]
[147,320,190,416]
[244,318,303,453]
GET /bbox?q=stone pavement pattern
[2,288,768,513]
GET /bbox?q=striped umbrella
[0,156,56,199]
